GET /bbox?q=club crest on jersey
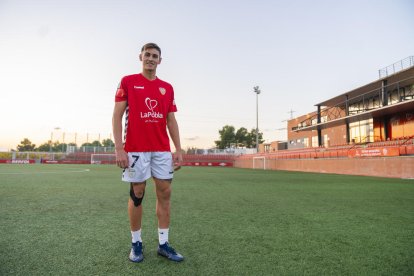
[159,87,166,95]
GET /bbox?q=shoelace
[163,243,177,254]
[133,243,142,253]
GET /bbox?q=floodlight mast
[50,127,61,152]
[253,86,261,152]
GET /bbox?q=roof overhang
[294,99,414,131]
[315,67,414,107]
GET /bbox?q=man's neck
[142,70,157,81]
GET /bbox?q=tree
[215,125,236,149]
[215,125,265,149]
[50,141,66,152]
[81,142,93,147]
[58,143,68,152]
[17,138,36,152]
[186,147,197,154]
[91,140,102,147]
[36,141,51,152]
[82,140,102,148]
[102,139,115,147]
[248,128,264,148]
[235,127,249,147]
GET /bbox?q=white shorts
[122,152,174,183]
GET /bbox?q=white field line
[0,169,90,175]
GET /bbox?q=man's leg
[154,178,184,262]
[128,182,146,263]
[154,178,171,229]
[129,182,146,231]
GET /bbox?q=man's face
[139,48,161,71]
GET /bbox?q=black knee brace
[130,184,145,207]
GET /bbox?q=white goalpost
[253,156,266,170]
[91,154,116,164]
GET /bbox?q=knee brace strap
[130,184,145,207]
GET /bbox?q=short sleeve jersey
[115,73,177,152]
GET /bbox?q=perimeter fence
[0,146,253,165]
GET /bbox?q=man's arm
[112,101,129,168]
[167,112,183,163]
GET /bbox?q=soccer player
[112,43,184,263]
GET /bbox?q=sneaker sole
[157,251,184,262]
[129,256,144,263]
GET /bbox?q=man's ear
[158,57,162,64]
[139,53,142,61]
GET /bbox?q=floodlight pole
[50,132,53,152]
[253,86,261,153]
[50,127,61,152]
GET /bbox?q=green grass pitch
[1,164,413,275]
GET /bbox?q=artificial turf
[1,164,413,275]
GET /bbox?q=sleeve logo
[116,88,125,98]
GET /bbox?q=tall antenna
[288,109,296,119]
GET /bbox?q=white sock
[158,228,169,245]
[131,229,142,243]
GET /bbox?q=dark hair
[141,43,161,56]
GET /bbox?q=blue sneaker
[129,242,144,263]
[157,242,184,262]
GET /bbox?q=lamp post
[253,86,261,152]
[50,127,61,152]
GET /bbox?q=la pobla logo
[141,97,163,119]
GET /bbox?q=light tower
[253,86,261,152]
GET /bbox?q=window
[349,119,374,143]
[304,138,309,147]
[311,136,318,147]
[324,134,329,147]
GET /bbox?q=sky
[0,0,413,151]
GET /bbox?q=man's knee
[130,183,146,207]
[157,185,172,201]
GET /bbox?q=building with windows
[288,56,414,149]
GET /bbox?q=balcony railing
[378,56,414,79]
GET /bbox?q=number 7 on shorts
[131,155,139,168]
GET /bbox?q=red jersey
[115,73,177,152]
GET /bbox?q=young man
[112,43,184,263]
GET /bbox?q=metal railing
[378,56,414,79]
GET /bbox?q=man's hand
[115,148,129,169]
[173,151,183,171]
[174,151,183,165]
